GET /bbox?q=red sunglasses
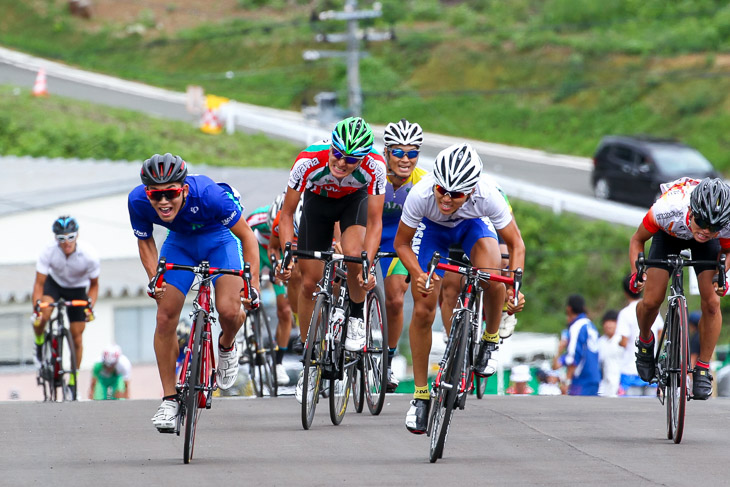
[434,185,467,199]
[146,187,184,201]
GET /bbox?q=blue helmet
[52,215,78,235]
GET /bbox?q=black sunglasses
[389,148,419,159]
[693,215,724,233]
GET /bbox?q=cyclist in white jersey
[629,177,730,399]
[31,216,100,372]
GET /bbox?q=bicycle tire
[59,327,78,401]
[184,312,205,464]
[429,312,468,463]
[253,307,278,397]
[329,355,353,425]
[474,319,487,399]
[240,314,259,397]
[302,295,327,430]
[364,285,388,415]
[352,360,365,413]
[667,298,688,444]
[40,331,55,402]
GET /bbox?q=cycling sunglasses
[146,187,184,202]
[55,232,78,243]
[389,148,420,159]
[434,185,467,199]
[331,147,364,165]
[693,215,724,233]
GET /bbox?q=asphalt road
[4,394,730,485]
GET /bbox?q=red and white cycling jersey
[642,177,730,249]
[288,139,386,198]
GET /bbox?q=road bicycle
[35,298,90,402]
[424,251,522,463]
[150,257,254,464]
[236,272,278,398]
[635,251,725,444]
[282,243,370,429]
[351,251,390,416]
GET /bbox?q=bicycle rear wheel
[429,312,468,463]
[352,359,364,413]
[253,307,278,397]
[329,354,353,425]
[364,285,388,415]
[666,299,688,444]
[59,328,78,401]
[302,295,327,430]
[184,312,205,464]
[39,331,55,402]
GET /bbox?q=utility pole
[303,1,392,117]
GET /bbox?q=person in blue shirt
[128,153,260,432]
[563,294,600,396]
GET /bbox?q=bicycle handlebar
[149,257,249,295]
[636,251,727,291]
[36,299,90,311]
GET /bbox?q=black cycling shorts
[647,231,721,275]
[42,275,89,322]
[298,188,368,252]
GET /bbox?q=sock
[639,334,654,345]
[68,371,76,387]
[35,335,44,346]
[481,330,499,343]
[163,394,178,402]
[414,385,430,401]
[276,347,286,365]
[292,312,299,327]
[350,300,364,320]
[696,360,710,370]
[218,335,234,352]
[388,348,396,367]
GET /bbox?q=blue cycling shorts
[379,223,408,277]
[413,217,497,277]
[160,227,244,295]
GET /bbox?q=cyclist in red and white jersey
[629,177,730,399]
[277,117,386,403]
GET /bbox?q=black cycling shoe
[405,398,430,434]
[291,339,305,356]
[692,368,713,400]
[34,343,43,364]
[634,337,656,383]
[474,340,498,378]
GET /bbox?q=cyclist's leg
[384,273,408,352]
[155,287,187,396]
[68,321,86,368]
[297,258,325,344]
[341,224,367,303]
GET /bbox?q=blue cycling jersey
[128,174,243,239]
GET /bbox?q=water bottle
[30,313,41,327]
[331,307,346,342]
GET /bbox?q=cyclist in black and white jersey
[31,216,100,372]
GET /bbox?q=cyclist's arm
[137,237,159,279]
[117,380,130,399]
[279,187,300,257]
[364,193,385,260]
[87,276,99,308]
[229,217,260,290]
[31,272,47,312]
[497,219,525,273]
[394,221,436,295]
[88,375,97,400]
[629,219,656,275]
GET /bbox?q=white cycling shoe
[276,363,290,386]
[217,342,239,390]
[151,399,179,432]
[499,312,517,339]
[345,317,366,351]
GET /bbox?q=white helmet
[267,191,286,230]
[433,143,483,193]
[293,196,304,237]
[383,118,423,148]
[102,345,121,367]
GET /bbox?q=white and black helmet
[383,118,423,148]
[433,143,483,193]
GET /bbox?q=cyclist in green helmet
[278,117,387,403]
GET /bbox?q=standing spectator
[689,310,701,368]
[563,294,600,396]
[506,364,534,395]
[597,309,623,397]
[537,366,563,396]
[616,273,663,396]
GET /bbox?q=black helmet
[52,215,78,235]
[689,178,730,231]
[140,153,188,186]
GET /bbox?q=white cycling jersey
[644,177,730,247]
[401,173,512,230]
[36,240,100,288]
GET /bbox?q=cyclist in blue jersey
[379,119,427,392]
[128,153,260,432]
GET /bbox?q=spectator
[506,364,534,395]
[616,273,663,396]
[597,309,623,397]
[563,294,600,396]
[537,366,562,396]
[88,345,131,400]
[689,311,701,368]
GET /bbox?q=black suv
[591,135,719,207]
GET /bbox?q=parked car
[591,135,720,207]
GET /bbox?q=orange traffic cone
[32,68,48,97]
[200,107,222,134]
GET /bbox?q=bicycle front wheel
[59,327,78,402]
[184,312,205,464]
[329,354,353,425]
[429,312,468,463]
[253,307,278,397]
[302,295,327,430]
[352,359,365,413]
[666,299,689,444]
[474,319,487,399]
[364,285,388,415]
[39,331,55,402]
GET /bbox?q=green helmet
[331,117,374,158]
